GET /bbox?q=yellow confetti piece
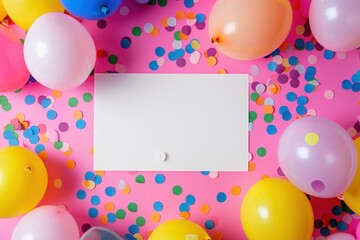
[38,150,48,161]
[180,211,190,219]
[105,202,115,212]
[150,212,161,222]
[217,69,227,74]
[98,214,108,224]
[200,204,210,214]
[206,56,217,66]
[190,39,200,50]
[305,132,319,146]
[121,185,131,194]
[133,233,143,240]
[63,147,73,157]
[90,146,94,155]
[52,90,62,98]
[16,113,25,122]
[230,186,241,196]
[66,160,76,170]
[82,180,96,190]
[54,178,62,189]
[40,133,50,143]
[249,162,256,172]
[95,170,105,177]
[73,110,83,120]
[176,10,186,20]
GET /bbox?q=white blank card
[94,74,249,171]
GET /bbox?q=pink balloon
[11,205,79,240]
[278,116,357,198]
[325,233,356,240]
[0,25,29,92]
[309,0,360,52]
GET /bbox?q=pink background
[1,0,360,239]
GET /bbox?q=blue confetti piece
[288,56,298,66]
[174,49,185,58]
[305,41,315,51]
[149,60,159,71]
[352,82,360,92]
[90,195,101,205]
[3,130,14,140]
[352,73,360,83]
[168,51,177,61]
[342,79,352,90]
[295,38,305,50]
[320,227,330,236]
[88,208,98,218]
[286,92,297,102]
[323,49,335,60]
[179,202,190,212]
[94,175,103,184]
[185,44,195,53]
[76,119,86,129]
[23,128,34,138]
[155,47,165,57]
[279,106,289,115]
[35,144,45,154]
[29,135,40,144]
[204,219,215,230]
[25,95,35,105]
[195,13,206,23]
[304,84,315,93]
[155,174,165,184]
[76,190,87,199]
[296,105,307,115]
[332,206,343,216]
[185,194,196,205]
[153,201,163,211]
[105,187,116,197]
[9,138,19,146]
[46,110,57,120]
[124,234,136,240]
[184,0,194,8]
[200,171,210,175]
[267,62,277,71]
[266,125,277,135]
[329,219,337,228]
[120,37,131,49]
[282,111,292,121]
[270,48,280,56]
[30,126,40,135]
[337,221,347,231]
[216,192,227,203]
[41,98,51,108]
[297,96,308,105]
[128,224,139,234]
[107,213,116,223]
[85,171,95,181]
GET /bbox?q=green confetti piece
[136,216,146,226]
[108,55,118,65]
[82,93,93,103]
[172,185,182,195]
[132,26,142,36]
[174,31,181,41]
[264,114,274,123]
[158,0,167,7]
[68,97,79,107]
[250,92,259,102]
[249,111,257,122]
[4,124,15,131]
[2,103,12,112]
[257,147,266,157]
[116,209,126,219]
[148,0,156,5]
[0,96,8,105]
[54,141,63,150]
[13,132,19,139]
[128,202,138,212]
[135,175,145,183]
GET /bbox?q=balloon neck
[25,166,32,174]
[211,37,220,44]
[101,6,110,15]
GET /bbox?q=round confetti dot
[144,23,154,33]
[337,221,347,231]
[129,224,139,234]
[116,209,126,219]
[120,37,131,49]
[54,178,62,188]
[155,47,165,57]
[158,0,167,7]
[153,201,163,211]
[132,26,142,36]
[85,171,95,180]
[288,56,298,66]
[91,195,101,205]
[305,132,319,146]
[172,185,183,195]
[108,55,118,64]
[179,202,190,212]
[290,79,300,88]
[105,187,116,197]
[296,105,307,115]
[286,92,297,102]
[54,141,63,150]
[76,190,86,199]
[155,174,165,184]
[324,90,334,100]
[149,60,159,71]
[25,95,35,105]
[320,227,330,236]
[231,186,241,196]
[107,213,116,223]
[264,114,274,123]
[76,119,86,129]
[150,212,161,222]
[200,204,210,214]
[332,206,343,216]
[308,55,317,64]
[88,208,98,218]
[216,192,227,203]
[324,50,335,60]
[267,62,277,71]
[97,20,107,29]
[58,122,69,132]
[119,6,129,15]
[257,147,266,157]
[98,214,108,224]
[82,93,93,102]
[297,96,308,105]
[185,194,196,205]
[105,202,115,212]
[304,84,315,93]
[204,219,215,230]
[249,111,257,122]
[94,175,102,184]
[136,216,146,226]
[135,174,145,183]
[266,125,277,135]
[46,110,57,120]
[176,58,186,67]
[128,202,138,212]
[73,110,83,120]
[282,111,292,121]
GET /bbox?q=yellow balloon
[148,219,211,240]
[0,0,6,21]
[2,0,64,30]
[0,146,48,218]
[344,137,360,214]
[241,178,314,240]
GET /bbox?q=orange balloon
[208,0,293,60]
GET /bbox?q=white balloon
[24,12,96,90]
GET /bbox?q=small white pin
[157,151,167,162]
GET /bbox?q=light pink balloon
[278,116,357,198]
[325,232,356,240]
[24,12,96,90]
[309,0,360,52]
[0,25,29,92]
[11,205,79,240]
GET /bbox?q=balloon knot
[337,193,344,200]
[210,37,220,44]
[101,6,110,15]
[25,166,32,173]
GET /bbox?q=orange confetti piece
[211,232,223,240]
[52,90,62,98]
[150,212,161,222]
[186,12,195,19]
[40,133,50,143]
[217,69,227,74]
[249,162,256,172]
[176,10,186,20]
[200,204,210,214]
[73,110,83,120]
[121,185,131,194]
[206,56,217,66]
[95,170,105,177]
[263,105,274,114]
[180,211,190,219]
[99,214,108,224]
[150,27,159,37]
[255,96,265,106]
[66,160,76,170]
[54,178,62,188]
[105,202,115,212]
[38,150,48,161]
[63,147,73,157]
[230,186,241,196]
[296,25,305,35]
[179,31,189,40]
[160,18,168,27]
